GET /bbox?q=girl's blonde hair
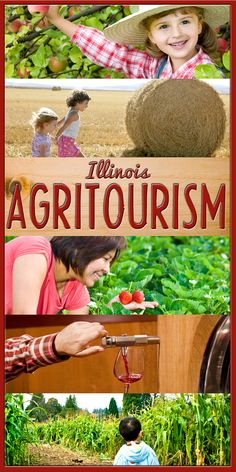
[30,107,58,131]
[143,6,217,58]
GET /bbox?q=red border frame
[1,1,235,471]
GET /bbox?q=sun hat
[104,4,229,46]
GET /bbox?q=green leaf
[69,46,82,65]
[222,51,230,71]
[5,62,14,77]
[31,45,47,68]
[194,64,223,79]
[84,17,103,30]
[29,67,42,78]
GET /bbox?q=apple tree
[194,22,230,79]
[5,4,135,78]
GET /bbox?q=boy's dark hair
[119,417,142,442]
[66,90,91,107]
[143,6,217,58]
[50,236,126,274]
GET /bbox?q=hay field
[5,87,229,158]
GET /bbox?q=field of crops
[5,393,230,466]
[5,88,229,158]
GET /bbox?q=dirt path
[28,443,113,466]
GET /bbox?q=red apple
[68,6,80,17]
[48,56,67,73]
[28,5,49,14]
[18,21,30,32]
[7,19,24,33]
[217,38,228,53]
[132,291,145,304]
[119,291,132,305]
[17,66,30,78]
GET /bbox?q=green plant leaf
[222,51,230,71]
[31,45,47,68]
[194,64,223,79]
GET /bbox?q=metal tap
[101,334,160,348]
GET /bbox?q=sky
[23,393,123,412]
[5,78,230,94]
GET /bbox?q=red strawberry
[119,291,132,305]
[132,291,145,304]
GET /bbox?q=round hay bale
[125,79,167,151]
[125,80,226,157]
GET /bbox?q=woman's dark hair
[143,7,217,58]
[50,236,126,274]
[66,90,91,107]
[119,417,142,442]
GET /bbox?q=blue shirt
[113,441,160,466]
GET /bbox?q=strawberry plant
[4,236,230,315]
[5,4,133,78]
[89,236,230,315]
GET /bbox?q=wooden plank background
[5,158,229,235]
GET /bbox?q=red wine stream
[118,351,142,384]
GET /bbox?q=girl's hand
[45,6,61,22]
[45,5,78,38]
[108,295,158,311]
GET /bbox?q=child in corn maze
[55,90,91,158]
[114,417,160,466]
[45,4,229,79]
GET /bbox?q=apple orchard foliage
[5,5,133,78]
[5,5,230,78]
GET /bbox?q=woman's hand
[108,295,158,311]
[54,321,108,357]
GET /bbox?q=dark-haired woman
[5,236,157,315]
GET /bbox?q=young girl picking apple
[30,107,58,157]
[45,4,229,79]
[55,90,91,157]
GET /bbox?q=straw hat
[104,4,229,46]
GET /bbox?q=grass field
[5,87,230,159]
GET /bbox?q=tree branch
[6,5,110,48]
